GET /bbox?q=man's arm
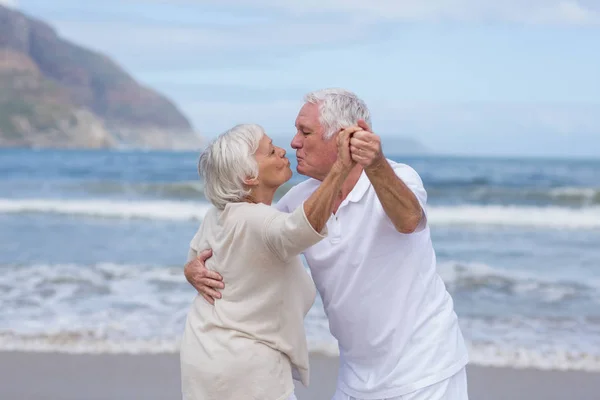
[364,160,423,233]
[350,120,423,234]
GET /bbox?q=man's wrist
[331,161,351,177]
[365,154,387,173]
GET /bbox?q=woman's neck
[246,187,277,206]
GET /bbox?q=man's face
[291,103,338,181]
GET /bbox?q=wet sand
[1,351,598,399]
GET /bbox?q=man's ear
[244,176,259,186]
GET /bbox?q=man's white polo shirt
[275,160,469,399]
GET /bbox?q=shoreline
[1,351,599,399]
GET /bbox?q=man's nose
[291,133,302,149]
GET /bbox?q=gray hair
[198,124,264,210]
[304,88,372,140]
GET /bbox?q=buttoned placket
[329,199,352,244]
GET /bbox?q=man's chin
[296,165,308,177]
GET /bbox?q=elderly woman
[180,123,357,400]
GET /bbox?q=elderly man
[185,89,469,400]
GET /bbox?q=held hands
[335,126,361,173]
[349,120,385,169]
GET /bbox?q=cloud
[154,0,600,26]
[54,20,365,51]
[179,99,301,138]
[0,0,18,8]
[372,102,600,156]
[177,96,600,157]
[316,101,599,143]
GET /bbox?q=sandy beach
[1,351,598,400]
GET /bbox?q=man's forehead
[295,114,309,127]
[295,120,308,129]
[295,109,317,127]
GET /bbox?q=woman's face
[253,134,292,189]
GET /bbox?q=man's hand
[349,120,385,169]
[184,249,224,305]
[335,125,361,172]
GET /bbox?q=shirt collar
[345,170,371,204]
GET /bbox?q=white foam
[0,198,212,221]
[438,260,593,286]
[1,333,599,372]
[0,331,181,354]
[2,262,600,372]
[427,205,600,229]
[437,260,600,303]
[1,198,599,228]
[549,187,598,199]
[466,342,600,372]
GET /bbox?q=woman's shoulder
[221,202,281,226]
[192,203,275,248]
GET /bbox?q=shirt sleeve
[263,203,327,261]
[393,164,429,232]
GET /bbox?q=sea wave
[465,341,600,372]
[80,180,206,199]
[548,187,600,204]
[1,332,599,372]
[11,177,600,206]
[1,198,599,229]
[427,204,600,229]
[438,261,600,303]
[1,263,599,371]
[427,186,600,207]
[0,198,212,221]
[52,180,299,201]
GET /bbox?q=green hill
[0,5,199,149]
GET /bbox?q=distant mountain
[0,5,200,149]
[380,136,430,155]
[272,134,429,156]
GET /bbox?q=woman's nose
[278,147,286,157]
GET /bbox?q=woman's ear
[244,176,259,187]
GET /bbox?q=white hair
[304,88,372,140]
[198,124,263,210]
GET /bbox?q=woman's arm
[302,126,358,232]
[183,127,359,292]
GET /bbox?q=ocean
[0,149,599,372]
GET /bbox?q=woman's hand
[334,126,361,173]
[184,249,224,304]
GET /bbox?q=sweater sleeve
[186,247,198,263]
[262,203,327,261]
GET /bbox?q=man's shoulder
[290,177,321,195]
[387,160,424,186]
[387,159,418,174]
[276,178,320,211]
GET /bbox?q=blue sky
[5,0,600,157]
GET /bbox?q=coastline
[1,351,599,400]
